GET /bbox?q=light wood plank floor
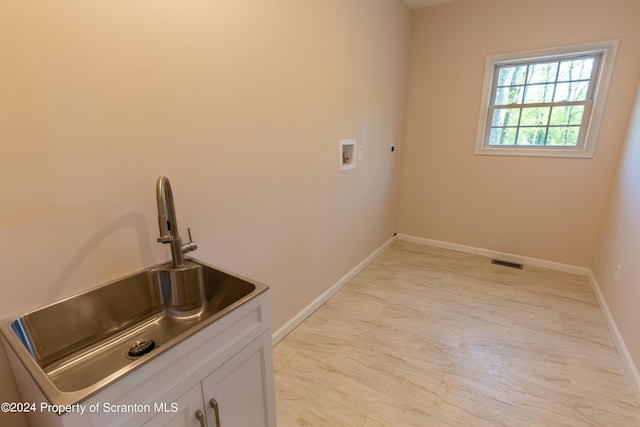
[273,240,640,426]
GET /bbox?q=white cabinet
[144,330,275,427]
[142,385,204,427]
[201,331,274,427]
[13,291,276,427]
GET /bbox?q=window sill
[474,145,595,158]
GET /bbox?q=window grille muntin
[484,53,601,149]
[475,41,618,158]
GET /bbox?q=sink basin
[0,258,267,406]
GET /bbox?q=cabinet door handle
[209,398,221,427]
[195,409,206,427]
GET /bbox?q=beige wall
[399,0,640,267]
[592,85,640,376]
[0,1,410,422]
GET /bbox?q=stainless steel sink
[0,258,267,406]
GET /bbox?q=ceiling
[403,0,456,10]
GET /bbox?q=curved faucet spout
[157,176,177,243]
[156,176,197,268]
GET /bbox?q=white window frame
[474,40,619,158]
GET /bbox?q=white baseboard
[271,235,397,345]
[587,271,640,405]
[397,234,590,276]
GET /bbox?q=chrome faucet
[156,176,197,268]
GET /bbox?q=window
[475,40,618,158]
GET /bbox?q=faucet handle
[182,227,198,255]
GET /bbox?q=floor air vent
[491,259,523,269]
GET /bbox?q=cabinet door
[201,331,276,427]
[142,384,205,427]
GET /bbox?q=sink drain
[127,340,156,358]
